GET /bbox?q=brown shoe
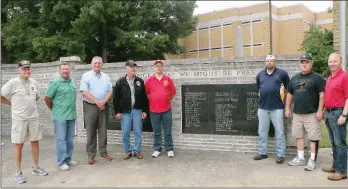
[134,152,144,159]
[88,158,95,164]
[322,167,335,173]
[328,173,347,181]
[100,154,113,161]
[123,153,132,160]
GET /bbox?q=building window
[210,24,220,29]
[199,48,210,52]
[223,46,233,49]
[241,19,262,25]
[243,43,264,48]
[199,27,209,30]
[223,23,232,26]
[211,47,222,51]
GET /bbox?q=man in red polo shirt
[322,52,348,181]
[145,60,176,158]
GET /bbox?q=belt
[84,101,96,105]
[326,107,344,112]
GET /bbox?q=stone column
[333,0,340,53]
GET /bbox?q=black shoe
[276,157,284,164]
[254,154,268,160]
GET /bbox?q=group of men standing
[254,52,347,181]
[1,52,347,184]
[1,57,176,184]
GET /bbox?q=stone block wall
[1,55,301,154]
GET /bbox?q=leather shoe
[101,154,113,161]
[88,158,95,164]
[327,173,347,181]
[134,152,144,159]
[322,167,335,173]
[123,153,132,160]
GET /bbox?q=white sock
[298,150,304,159]
[310,153,316,160]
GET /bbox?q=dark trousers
[83,102,108,158]
[325,109,347,175]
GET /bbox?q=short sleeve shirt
[1,77,39,120]
[46,75,77,120]
[256,68,290,110]
[324,68,348,108]
[288,71,326,114]
[79,70,112,102]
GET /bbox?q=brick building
[167,2,333,59]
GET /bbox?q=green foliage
[300,25,334,77]
[2,0,198,63]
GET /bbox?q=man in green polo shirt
[44,63,78,171]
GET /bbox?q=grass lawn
[320,121,348,148]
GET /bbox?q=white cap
[266,55,276,60]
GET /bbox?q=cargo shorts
[292,113,321,141]
[11,119,43,144]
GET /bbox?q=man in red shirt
[322,52,348,181]
[145,60,176,158]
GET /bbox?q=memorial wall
[1,55,301,154]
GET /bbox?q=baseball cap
[154,60,164,65]
[18,60,31,68]
[266,55,276,61]
[300,54,312,61]
[125,60,137,67]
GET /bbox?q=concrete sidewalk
[1,136,347,187]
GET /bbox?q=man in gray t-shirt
[1,60,48,184]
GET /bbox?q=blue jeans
[325,109,347,175]
[53,120,75,166]
[150,109,173,152]
[121,109,142,154]
[257,108,286,157]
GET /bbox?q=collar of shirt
[58,75,72,82]
[330,68,343,78]
[126,74,135,82]
[263,67,278,76]
[92,70,102,78]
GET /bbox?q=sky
[194,1,333,15]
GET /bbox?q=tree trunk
[101,23,108,63]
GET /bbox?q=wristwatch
[342,113,348,117]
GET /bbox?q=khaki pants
[11,119,42,143]
[292,113,321,141]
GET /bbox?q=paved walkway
[1,136,347,187]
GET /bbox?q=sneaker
[253,154,268,160]
[15,172,26,184]
[304,158,316,171]
[32,167,48,176]
[167,150,174,158]
[288,156,306,166]
[60,164,70,171]
[1,142,4,146]
[152,151,161,158]
[68,160,79,166]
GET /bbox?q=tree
[2,0,198,63]
[300,25,334,76]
